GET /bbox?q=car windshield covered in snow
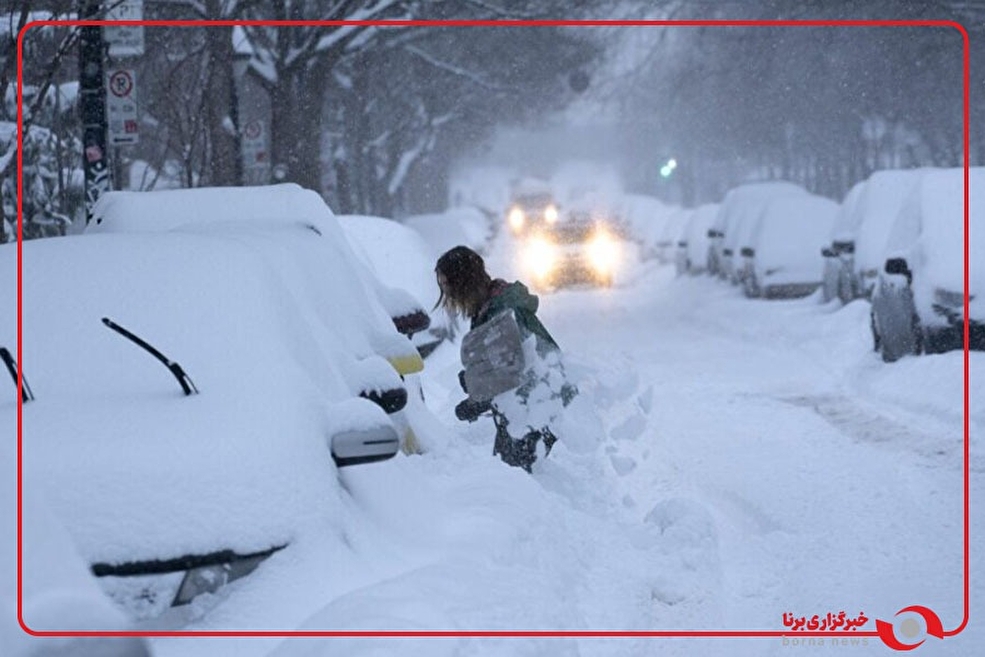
[3,185,421,621]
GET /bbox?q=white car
[619,193,675,259]
[741,192,839,299]
[675,203,719,276]
[821,169,933,305]
[821,178,868,303]
[2,184,422,622]
[709,181,807,282]
[870,167,984,361]
[337,213,453,358]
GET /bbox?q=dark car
[505,178,559,236]
[517,217,628,291]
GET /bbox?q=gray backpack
[460,310,526,402]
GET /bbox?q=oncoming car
[516,217,626,291]
[3,184,422,625]
[504,177,559,236]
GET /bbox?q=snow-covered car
[821,178,867,303]
[674,203,719,276]
[741,192,839,299]
[336,214,457,455]
[338,214,453,358]
[870,167,984,362]
[710,181,807,282]
[2,184,423,621]
[1,419,150,655]
[650,206,690,265]
[821,168,931,305]
[618,193,675,259]
[504,177,559,236]
[402,205,492,260]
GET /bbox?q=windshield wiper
[0,346,34,402]
[102,318,198,396]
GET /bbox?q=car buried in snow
[740,192,839,299]
[820,168,932,305]
[2,184,424,622]
[709,181,808,283]
[869,167,984,362]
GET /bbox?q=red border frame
[15,17,971,643]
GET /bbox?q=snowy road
[151,236,980,657]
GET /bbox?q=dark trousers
[491,408,557,473]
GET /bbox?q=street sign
[241,118,270,184]
[106,69,139,145]
[105,0,144,57]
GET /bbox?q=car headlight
[544,204,558,223]
[587,229,619,273]
[508,207,525,232]
[524,236,558,279]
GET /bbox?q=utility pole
[78,0,110,226]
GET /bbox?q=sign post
[104,0,145,57]
[79,0,110,225]
[106,68,139,146]
[240,118,270,185]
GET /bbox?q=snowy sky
[1,175,982,657]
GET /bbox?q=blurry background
[2,0,981,241]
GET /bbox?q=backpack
[460,310,526,402]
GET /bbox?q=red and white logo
[876,606,944,651]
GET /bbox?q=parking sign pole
[79,0,111,226]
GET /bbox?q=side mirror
[884,257,912,285]
[392,309,431,338]
[740,247,754,258]
[360,386,408,414]
[821,247,835,258]
[331,424,401,467]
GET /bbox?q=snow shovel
[460,310,526,403]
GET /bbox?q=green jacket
[472,280,559,354]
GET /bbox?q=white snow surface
[751,193,839,284]
[401,206,492,259]
[2,180,981,657]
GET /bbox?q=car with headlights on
[870,167,984,362]
[2,184,422,625]
[504,177,559,237]
[516,211,632,291]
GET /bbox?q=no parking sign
[106,69,139,145]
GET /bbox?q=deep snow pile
[3,202,980,657]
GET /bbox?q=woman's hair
[435,245,492,320]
